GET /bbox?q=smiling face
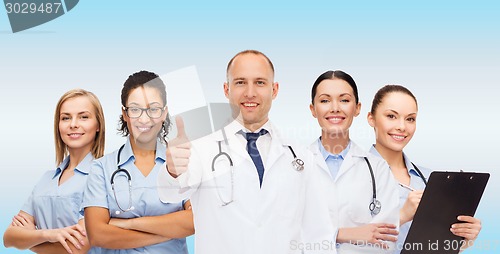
[59,96,99,155]
[224,53,278,131]
[368,91,418,153]
[122,86,167,149]
[310,78,361,137]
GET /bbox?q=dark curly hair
[118,70,171,144]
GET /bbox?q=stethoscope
[365,158,427,216]
[411,162,428,185]
[211,128,304,206]
[110,144,135,215]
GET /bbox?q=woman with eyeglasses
[3,89,105,254]
[82,70,194,254]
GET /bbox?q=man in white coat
[157,50,336,254]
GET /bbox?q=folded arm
[109,201,194,238]
[30,220,91,254]
[3,211,88,254]
[84,206,170,249]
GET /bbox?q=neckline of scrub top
[52,152,94,179]
[402,152,424,179]
[369,144,425,180]
[118,136,167,168]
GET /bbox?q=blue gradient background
[1,1,499,253]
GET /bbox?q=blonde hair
[54,89,105,165]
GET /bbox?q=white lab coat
[158,120,336,254]
[310,140,400,254]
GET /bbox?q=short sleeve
[20,188,35,216]
[20,170,53,217]
[81,159,109,215]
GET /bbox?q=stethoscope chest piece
[287,146,304,171]
[292,158,304,171]
[369,198,382,216]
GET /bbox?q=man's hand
[166,116,191,177]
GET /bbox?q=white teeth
[243,103,257,107]
[391,135,405,141]
[138,127,152,132]
[327,117,343,123]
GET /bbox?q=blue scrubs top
[369,145,431,254]
[22,152,100,254]
[82,137,187,254]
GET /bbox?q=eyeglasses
[123,106,165,119]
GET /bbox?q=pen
[399,183,415,191]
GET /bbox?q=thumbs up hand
[166,116,191,177]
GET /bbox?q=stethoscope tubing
[110,144,135,214]
[210,128,303,206]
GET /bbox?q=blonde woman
[3,89,105,254]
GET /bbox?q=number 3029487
[5,2,62,14]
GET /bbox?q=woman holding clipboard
[367,84,482,253]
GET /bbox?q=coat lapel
[264,132,285,172]
[308,142,330,177]
[213,127,249,168]
[336,142,368,180]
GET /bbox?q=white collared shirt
[234,120,272,168]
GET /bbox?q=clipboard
[401,171,489,254]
